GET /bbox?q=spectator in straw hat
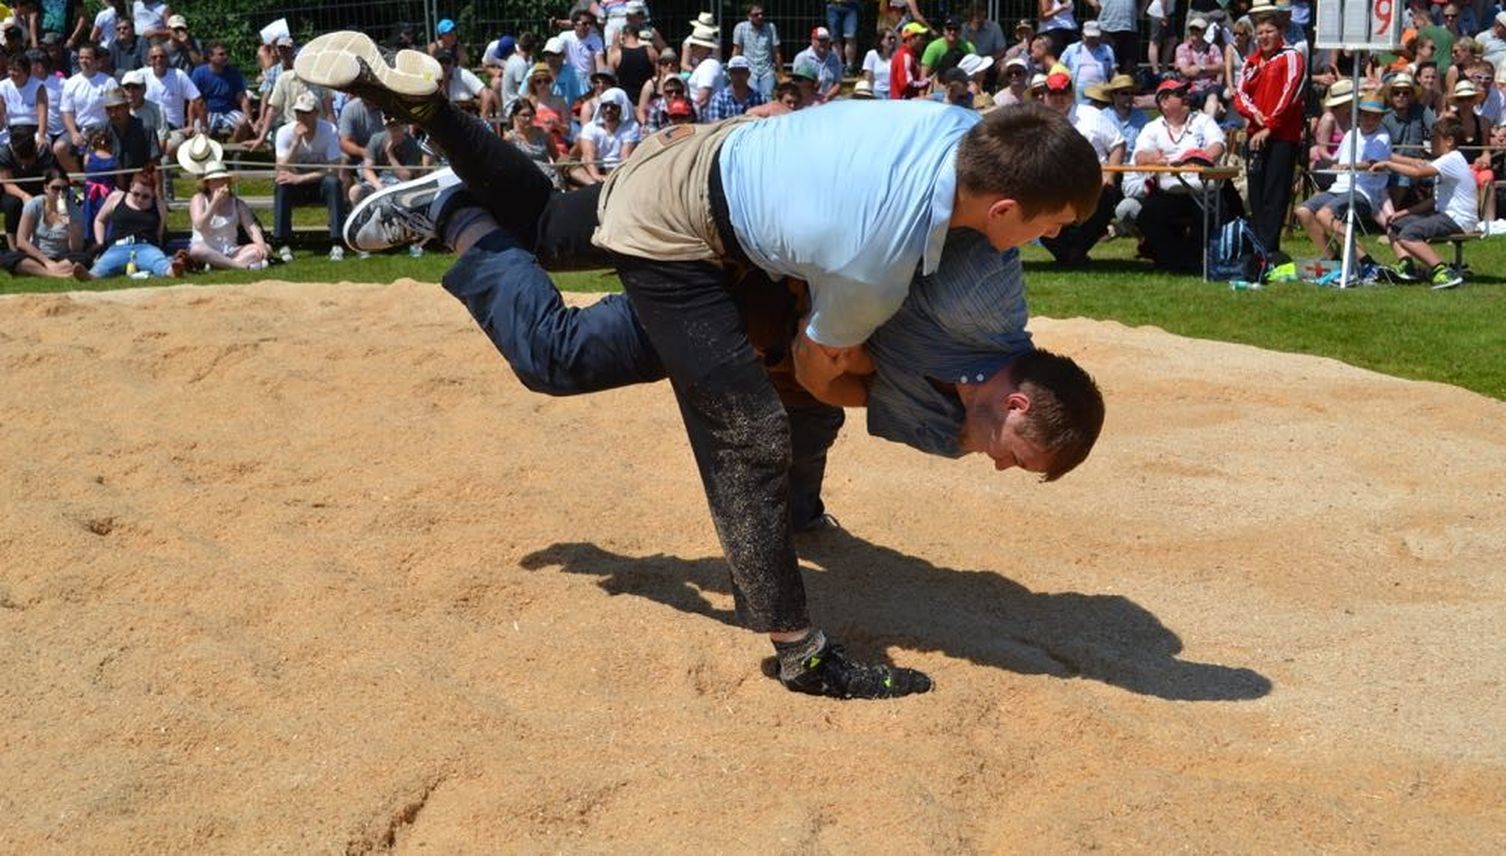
[793,26,844,102]
[682,12,723,72]
[189,159,271,270]
[1097,73,1146,152]
[1311,78,1356,184]
[685,23,728,109]
[272,91,346,261]
[1442,77,1488,157]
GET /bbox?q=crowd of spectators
[1,1,1503,284]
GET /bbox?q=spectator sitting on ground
[162,14,203,72]
[1040,67,1124,266]
[1369,115,1477,288]
[921,15,973,78]
[643,72,690,131]
[685,24,728,110]
[995,57,1030,105]
[1061,20,1114,104]
[81,127,118,229]
[1,54,47,138]
[1295,93,1393,266]
[272,92,346,262]
[1177,16,1226,116]
[107,16,148,80]
[190,40,253,142]
[1130,78,1235,273]
[572,86,637,186]
[89,167,186,279]
[1,165,91,280]
[862,27,897,100]
[705,55,766,120]
[428,18,469,70]
[793,26,843,103]
[352,112,423,205]
[249,35,332,151]
[0,129,56,250]
[142,44,199,158]
[55,42,112,172]
[188,159,269,270]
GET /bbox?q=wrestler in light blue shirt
[718,99,979,348]
[865,229,1032,458]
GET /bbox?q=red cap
[1044,71,1072,91]
[1155,78,1190,97]
[666,98,693,118]
[1173,148,1216,166]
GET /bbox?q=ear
[1003,390,1031,414]
[986,196,1019,223]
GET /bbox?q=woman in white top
[0,55,46,139]
[1037,0,1078,57]
[862,27,897,99]
[574,86,639,185]
[188,161,269,270]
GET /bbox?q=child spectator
[1370,115,1478,288]
[1295,94,1393,266]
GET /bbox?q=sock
[443,204,499,254]
[773,628,827,682]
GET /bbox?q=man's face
[7,64,26,85]
[748,6,764,24]
[115,20,133,41]
[982,202,1080,252]
[78,48,96,73]
[295,107,317,130]
[106,102,129,127]
[209,46,228,69]
[149,49,168,74]
[1391,85,1414,110]
[947,79,969,99]
[813,35,829,55]
[574,16,592,36]
[1187,25,1204,43]
[1043,87,1073,114]
[964,390,1053,474]
[778,89,800,109]
[944,24,959,44]
[1112,89,1133,109]
[730,68,750,87]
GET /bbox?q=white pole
[1339,53,1364,287]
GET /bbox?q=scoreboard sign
[1315,0,1404,50]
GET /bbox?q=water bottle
[125,250,138,276]
[1230,279,1262,291]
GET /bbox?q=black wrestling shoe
[294,31,445,125]
[780,641,933,700]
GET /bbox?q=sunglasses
[533,76,553,84]
[46,182,68,192]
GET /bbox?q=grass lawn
[5,224,1504,400]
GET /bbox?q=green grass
[5,229,1504,400]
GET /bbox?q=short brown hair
[1009,348,1104,481]
[1433,115,1463,145]
[955,102,1102,222]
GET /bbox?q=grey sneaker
[293,31,444,124]
[343,168,464,252]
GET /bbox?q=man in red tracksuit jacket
[889,22,931,99]
[1234,8,1307,255]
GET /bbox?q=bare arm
[16,203,50,263]
[94,191,121,246]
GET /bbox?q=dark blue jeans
[272,173,345,243]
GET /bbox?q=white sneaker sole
[293,31,440,97]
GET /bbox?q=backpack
[1207,217,1270,283]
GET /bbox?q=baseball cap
[167,14,187,29]
[1082,20,1102,37]
[1044,71,1072,92]
[812,26,831,40]
[1172,148,1217,167]
[292,91,319,113]
[543,36,566,54]
[1188,16,1209,30]
[726,55,751,71]
[1004,57,1027,71]
[275,35,294,48]
[496,35,516,58]
[1156,78,1189,98]
[1029,72,1048,90]
[626,1,647,14]
[943,15,962,29]
[120,68,148,87]
[939,67,969,85]
[902,22,930,37]
[791,59,820,80]
[436,18,456,35]
[1496,10,1506,27]
[102,87,129,107]
[1014,19,1033,33]
[666,98,693,118]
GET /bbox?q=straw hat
[1386,71,1419,95]
[687,26,719,50]
[175,134,223,175]
[851,79,875,99]
[690,12,715,29]
[1357,95,1387,114]
[1449,79,1480,100]
[1323,78,1356,107]
[201,160,232,182]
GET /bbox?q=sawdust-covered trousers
[430,102,834,632]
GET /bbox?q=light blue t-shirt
[720,100,977,347]
[865,229,1032,458]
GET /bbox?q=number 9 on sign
[1373,0,1392,37]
